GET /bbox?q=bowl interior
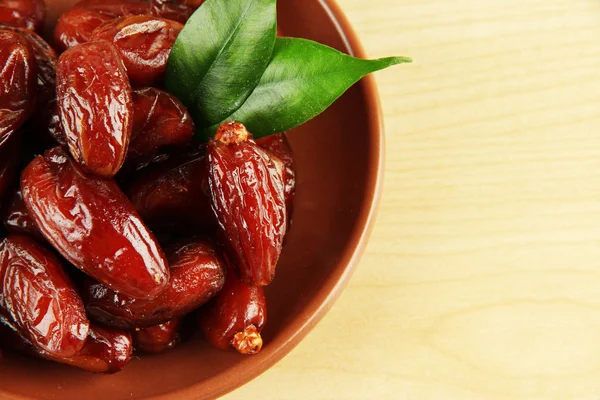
[0,1,382,399]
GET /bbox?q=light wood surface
[227,1,600,398]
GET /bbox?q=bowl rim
[150,0,386,398]
[0,0,385,398]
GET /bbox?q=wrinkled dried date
[1,187,42,240]
[57,41,133,178]
[207,122,286,286]
[91,16,183,87]
[0,235,89,357]
[20,147,169,299]
[0,311,132,373]
[134,318,182,353]
[85,239,226,328]
[126,148,215,233]
[126,87,194,167]
[0,0,45,32]
[0,29,36,147]
[198,260,267,355]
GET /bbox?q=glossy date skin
[198,260,267,355]
[0,311,132,373]
[1,187,43,240]
[53,0,151,52]
[0,0,45,32]
[256,133,296,215]
[134,318,181,353]
[85,239,226,329]
[127,87,194,168]
[91,16,183,87]
[126,147,215,233]
[149,0,191,24]
[57,41,133,178]
[207,122,286,286]
[0,235,89,357]
[0,29,36,147]
[20,147,169,299]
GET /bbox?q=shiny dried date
[127,87,194,167]
[0,29,36,147]
[0,235,89,357]
[133,318,181,353]
[198,260,267,355]
[207,122,286,286]
[85,239,226,329]
[57,40,133,178]
[20,147,169,299]
[0,0,45,32]
[126,148,215,234]
[91,16,183,87]
[0,312,132,373]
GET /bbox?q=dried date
[57,40,133,178]
[0,29,36,147]
[207,122,286,286]
[198,260,267,355]
[127,87,194,167]
[20,147,169,299]
[0,235,89,357]
[91,16,183,87]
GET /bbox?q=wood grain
[227,0,600,398]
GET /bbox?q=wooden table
[228,0,600,398]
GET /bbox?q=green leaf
[165,0,277,129]
[204,37,412,138]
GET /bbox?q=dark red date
[0,235,89,357]
[134,318,181,353]
[85,238,225,329]
[207,122,286,286]
[57,41,133,178]
[91,15,183,87]
[1,187,42,240]
[0,0,45,32]
[20,147,169,299]
[0,29,36,147]
[126,148,215,233]
[198,260,267,355]
[0,312,132,373]
[127,87,194,167]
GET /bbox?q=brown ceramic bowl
[0,0,384,398]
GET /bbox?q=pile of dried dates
[0,0,295,373]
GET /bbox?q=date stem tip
[231,324,263,355]
[215,121,249,145]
